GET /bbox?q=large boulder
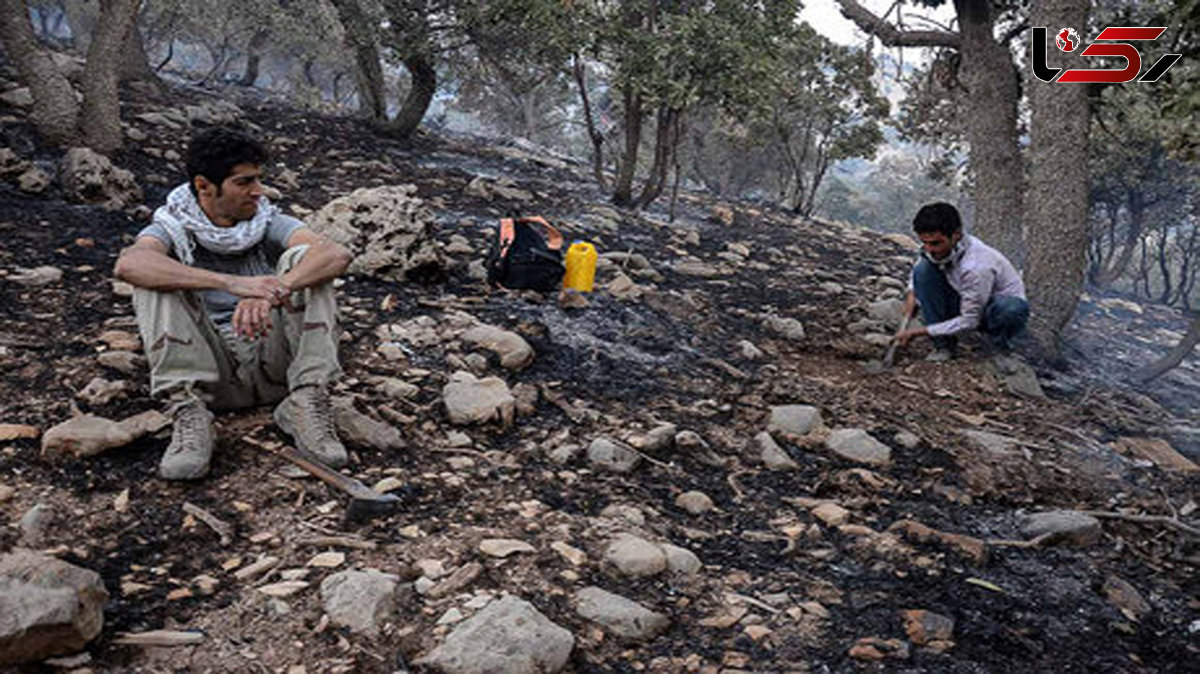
[415,595,573,674]
[0,550,108,666]
[59,148,142,211]
[306,185,444,281]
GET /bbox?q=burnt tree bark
[239,29,270,87]
[836,0,1024,262]
[573,53,607,189]
[385,53,435,139]
[1025,0,1089,355]
[612,87,642,206]
[120,20,159,86]
[0,0,80,145]
[328,0,386,120]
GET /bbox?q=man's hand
[233,298,274,340]
[895,327,927,347]
[225,275,291,304]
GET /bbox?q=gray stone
[675,491,713,515]
[757,432,798,471]
[332,397,405,450]
[76,377,128,406]
[894,431,921,449]
[768,405,822,436]
[18,504,54,547]
[673,260,725,278]
[961,429,1019,455]
[461,324,534,370]
[1021,510,1102,547]
[17,168,50,193]
[307,185,445,282]
[0,87,33,108]
[628,423,677,452]
[659,543,701,574]
[0,550,108,666]
[825,428,891,466]
[59,148,142,211]
[547,444,580,465]
[867,298,905,324]
[574,587,669,641]
[442,371,515,426]
[604,535,667,578]
[587,437,641,473]
[990,355,1046,398]
[763,315,806,341]
[319,569,398,637]
[41,415,135,459]
[415,595,573,674]
[9,266,62,287]
[375,377,419,400]
[738,340,763,360]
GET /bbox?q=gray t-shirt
[138,215,305,325]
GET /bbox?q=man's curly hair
[185,126,268,196]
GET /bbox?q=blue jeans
[912,259,1030,351]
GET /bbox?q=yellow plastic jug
[562,241,598,292]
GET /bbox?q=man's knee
[987,296,1029,330]
[912,259,940,287]
[276,244,311,275]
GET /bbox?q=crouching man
[115,126,353,479]
[895,202,1030,361]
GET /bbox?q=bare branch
[835,0,960,49]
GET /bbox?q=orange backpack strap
[519,216,564,251]
[498,218,516,257]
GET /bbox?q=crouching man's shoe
[274,385,348,467]
[160,399,215,480]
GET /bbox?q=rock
[97,330,140,351]
[659,543,701,574]
[901,609,955,645]
[767,405,822,436]
[19,504,54,546]
[307,552,345,568]
[331,397,405,450]
[442,371,515,426]
[17,168,50,193]
[41,415,135,459]
[738,340,763,360]
[894,431,921,449]
[184,101,244,126]
[375,377,419,400]
[116,410,170,438]
[97,350,142,374]
[547,443,580,464]
[883,232,921,251]
[550,541,587,566]
[479,539,536,558]
[990,355,1045,398]
[1021,510,1102,547]
[607,271,643,300]
[0,87,33,108]
[319,569,399,636]
[0,424,39,441]
[0,550,108,666]
[460,324,534,370]
[425,562,483,599]
[675,491,714,515]
[825,428,891,466]
[811,503,850,527]
[1102,576,1151,620]
[59,148,142,211]
[574,587,669,641]
[673,260,726,278]
[8,266,63,287]
[757,432,798,471]
[414,595,573,674]
[763,315,806,341]
[76,377,128,406]
[866,299,905,324]
[1114,437,1198,474]
[628,423,677,452]
[307,185,445,281]
[675,430,725,466]
[605,535,667,579]
[961,429,1019,455]
[888,520,988,565]
[599,504,645,526]
[463,176,534,202]
[444,234,474,255]
[0,486,14,503]
[257,581,309,598]
[820,282,844,294]
[587,437,641,473]
[848,637,910,661]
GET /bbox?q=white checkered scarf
[152,183,276,265]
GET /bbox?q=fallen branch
[727,469,750,503]
[986,532,1056,549]
[297,535,378,551]
[1078,510,1200,539]
[182,502,232,545]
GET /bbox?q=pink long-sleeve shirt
[910,234,1027,337]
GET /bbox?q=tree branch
[835,0,960,49]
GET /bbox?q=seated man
[896,202,1029,361]
[115,127,353,480]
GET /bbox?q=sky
[799,0,958,54]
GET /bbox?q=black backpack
[485,216,566,291]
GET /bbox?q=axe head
[343,492,402,525]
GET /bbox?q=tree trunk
[327,0,386,120]
[1135,315,1200,382]
[239,29,269,87]
[0,0,80,145]
[120,20,159,86]
[1024,0,1089,356]
[385,53,435,139]
[637,106,680,208]
[1157,228,1173,304]
[1093,190,1144,286]
[573,53,607,189]
[61,0,98,52]
[612,87,642,206]
[955,0,1024,263]
[79,0,138,154]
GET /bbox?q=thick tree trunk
[572,53,607,189]
[955,0,1024,263]
[1135,315,1200,382]
[1024,0,1089,355]
[120,20,159,86]
[1092,190,1144,286]
[637,107,680,208]
[79,0,138,154]
[61,0,98,52]
[612,87,642,206]
[0,0,80,145]
[328,0,386,120]
[239,29,269,87]
[385,53,435,139]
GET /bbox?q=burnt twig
[182,502,233,545]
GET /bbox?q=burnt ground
[0,81,1198,673]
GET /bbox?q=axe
[245,437,400,524]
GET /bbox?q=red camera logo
[1031,26,1182,83]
